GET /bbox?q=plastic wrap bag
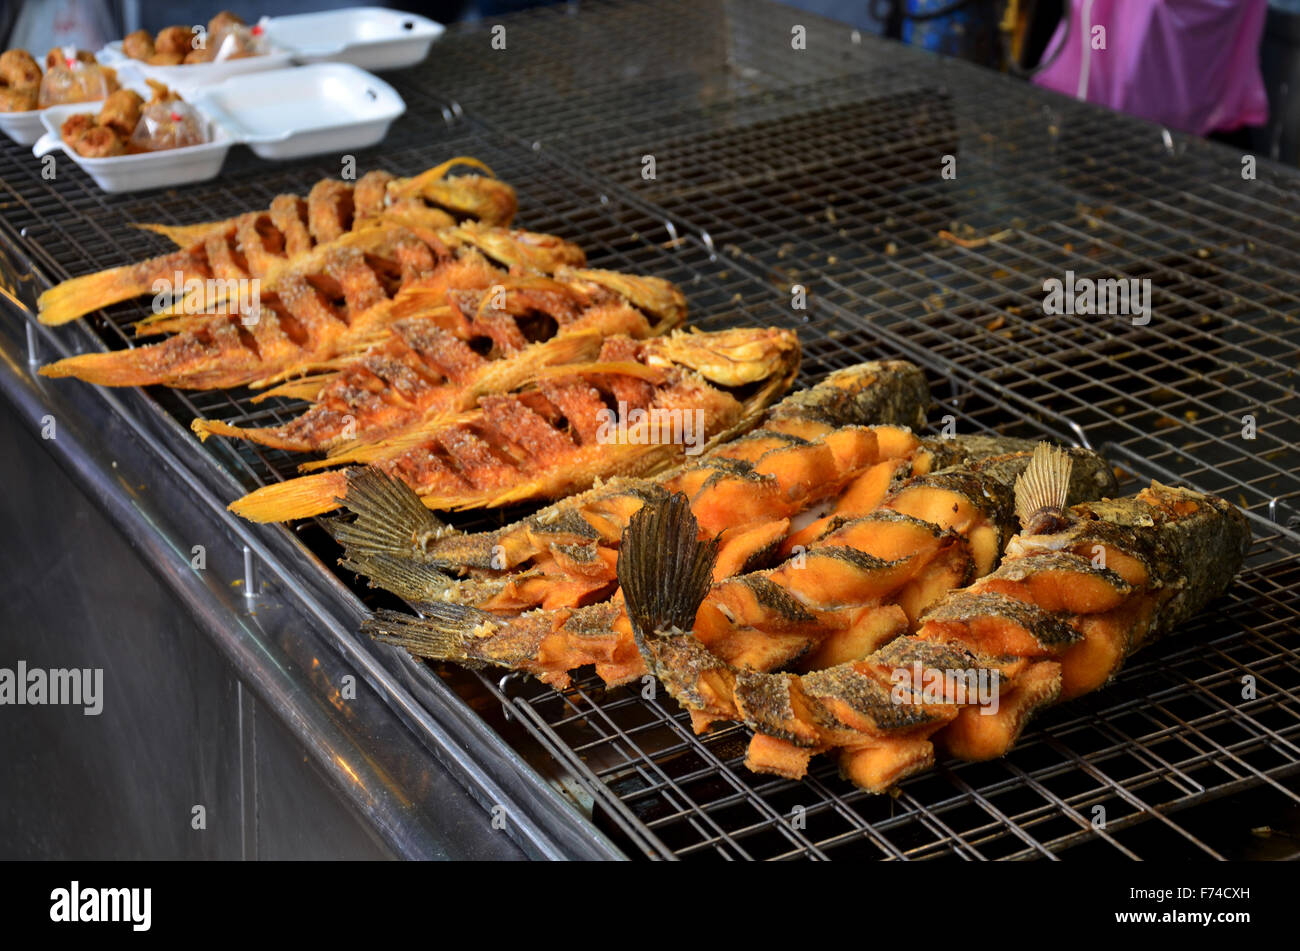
[1033,0,1268,136]
[210,23,267,63]
[130,99,206,151]
[37,47,117,108]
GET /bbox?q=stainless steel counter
[0,237,616,859]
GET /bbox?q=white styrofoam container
[264,7,444,71]
[192,63,405,160]
[0,82,119,147]
[97,41,295,94]
[32,103,233,193]
[0,107,50,147]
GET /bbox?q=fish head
[555,267,688,332]
[387,158,519,227]
[450,222,587,273]
[647,327,801,390]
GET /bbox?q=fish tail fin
[38,265,146,326]
[618,491,719,643]
[131,222,207,246]
[228,471,349,523]
[38,350,166,387]
[330,466,456,560]
[362,604,497,664]
[191,418,247,443]
[340,552,452,603]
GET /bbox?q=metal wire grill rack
[1,0,1297,860]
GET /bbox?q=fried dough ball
[0,84,39,112]
[154,26,195,56]
[99,88,143,138]
[71,125,125,158]
[123,29,154,61]
[183,48,212,64]
[147,52,185,67]
[0,49,42,86]
[59,111,95,143]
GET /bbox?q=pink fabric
[1033,0,1269,136]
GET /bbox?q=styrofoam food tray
[1,89,117,146]
[32,103,232,193]
[0,106,54,147]
[97,41,295,94]
[192,63,405,160]
[264,7,444,70]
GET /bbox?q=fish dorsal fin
[1014,442,1074,534]
[618,492,718,641]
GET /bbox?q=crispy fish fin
[227,471,349,522]
[388,156,496,200]
[132,219,236,248]
[330,467,457,564]
[39,349,164,386]
[1014,442,1075,535]
[362,604,496,665]
[342,553,453,603]
[619,492,719,644]
[37,266,147,327]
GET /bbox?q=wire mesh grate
[1,0,1297,860]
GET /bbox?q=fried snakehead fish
[39,224,586,390]
[336,360,931,612]
[37,157,518,327]
[188,271,685,453]
[620,446,1249,793]
[361,438,1116,691]
[228,326,802,522]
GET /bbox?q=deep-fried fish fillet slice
[617,450,1248,794]
[229,327,802,522]
[38,157,518,326]
[335,360,929,610]
[359,441,1116,691]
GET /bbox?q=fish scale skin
[921,591,1083,650]
[630,482,1249,792]
[800,665,944,732]
[770,361,928,430]
[737,577,818,623]
[988,552,1131,594]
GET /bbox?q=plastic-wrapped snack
[210,23,265,62]
[38,51,118,108]
[208,10,245,35]
[44,47,95,71]
[130,99,206,151]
